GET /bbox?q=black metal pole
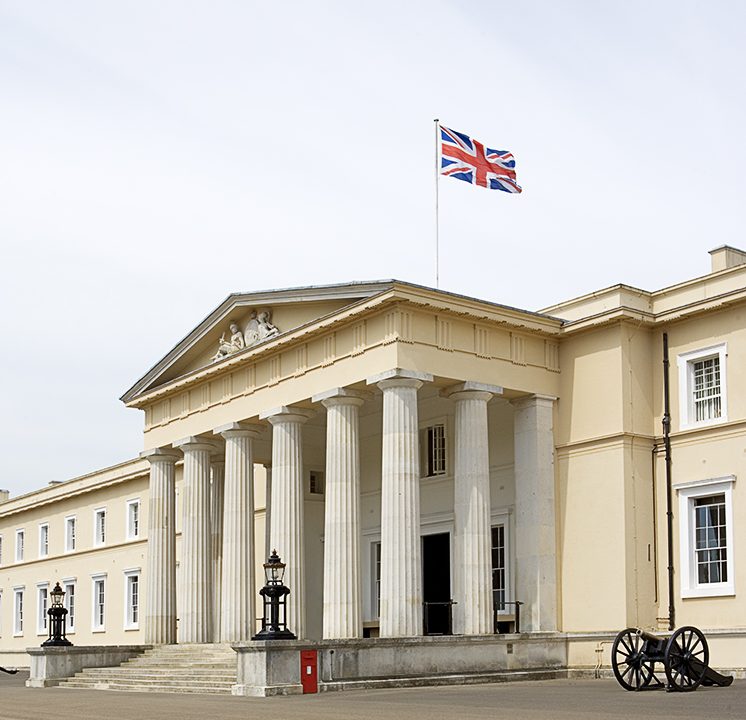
[662,332,675,631]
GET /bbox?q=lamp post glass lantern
[42,582,72,647]
[252,550,296,640]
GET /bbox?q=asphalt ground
[1,672,744,720]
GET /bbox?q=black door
[422,532,452,635]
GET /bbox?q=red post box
[300,649,318,694]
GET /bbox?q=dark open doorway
[422,532,452,635]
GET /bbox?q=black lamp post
[252,550,296,640]
[42,582,72,647]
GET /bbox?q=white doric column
[444,381,502,636]
[210,457,225,641]
[512,394,558,633]
[173,436,218,643]
[312,388,368,639]
[214,422,262,642]
[259,406,315,639]
[367,368,433,637]
[141,448,180,645]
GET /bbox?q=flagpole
[434,118,440,288]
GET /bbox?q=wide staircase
[59,643,237,695]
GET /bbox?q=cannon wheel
[664,626,709,692]
[611,628,656,691]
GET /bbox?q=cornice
[556,286,746,335]
[120,281,399,405]
[0,458,149,518]
[124,291,402,408]
[124,282,563,409]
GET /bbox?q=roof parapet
[709,245,746,273]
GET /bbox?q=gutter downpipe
[662,332,675,631]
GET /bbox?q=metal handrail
[423,600,457,635]
[493,599,522,634]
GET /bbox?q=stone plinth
[231,634,567,696]
[26,645,151,687]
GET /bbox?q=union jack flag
[440,125,522,193]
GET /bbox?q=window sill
[682,585,735,599]
[13,633,23,638]
[124,626,140,631]
[92,628,106,633]
[679,416,728,432]
[420,473,451,483]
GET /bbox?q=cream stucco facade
[3,248,746,672]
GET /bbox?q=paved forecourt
[3,673,746,720]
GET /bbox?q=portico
[125,281,562,646]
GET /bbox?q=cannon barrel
[636,628,664,644]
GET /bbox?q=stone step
[127,655,237,665]
[60,681,232,695]
[78,668,236,678]
[57,643,238,695]
[138,652,235,659]
[129,661,235,666]
[128,664,235,669]
[64,675,235,688]
[141,647,234,652]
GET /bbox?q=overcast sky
[2,1,745,498]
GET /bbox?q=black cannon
[611,626,733,692]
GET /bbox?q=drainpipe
[662,332,675,631]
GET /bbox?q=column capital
[366,368,433,388]
[140,447,181,464]
[259,406,315,425]
[312,387,370,408]
[441,380,503,401]
[172,435,221,453]
[213,422,263,440]
[510,393,557,410]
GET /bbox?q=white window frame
[65,515,76,552]
[677,344,728,430]
[123,568,141,630]
[91,573,107,632]
[15,529,24,563]
[62,578,76,634]
[13,587,24,636]
[0,535,4,565]
[491,509,514,617]
[37,582,49,635]
[306,469,325,500]
[39,523,49,558]
[677,476,735,598]
[420,417,448,479]
[94,508,106,546]
[126,499,141,540]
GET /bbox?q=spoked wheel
[665,626,709,692]
[612,628,656,691]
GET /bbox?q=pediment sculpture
[212,310,280,362]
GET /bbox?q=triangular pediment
[121,281,396,404]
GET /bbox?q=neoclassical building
[2,246,746,680]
